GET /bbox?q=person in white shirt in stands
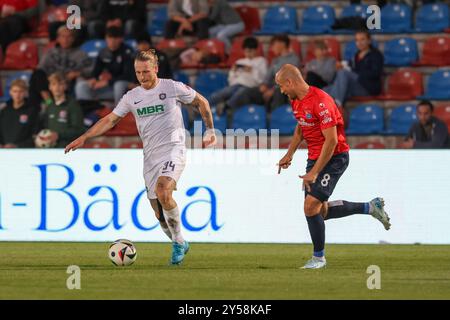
[209,37,267,115]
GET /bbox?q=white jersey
[113,78,196,165]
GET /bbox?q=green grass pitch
[1,242,449,299]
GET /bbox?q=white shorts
[143,148,186,200]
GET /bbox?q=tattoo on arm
[191,94,214,130]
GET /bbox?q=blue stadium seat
[194,71,228,99]
[346,104,384,135]
[385,104,417,135]
[269,105,297,135]
[344,39,378,62]
[415,3,450,33]
[379,3,412,33]
[255,6,297,34]
[297,5,335,34]
[173,71,190,85]
[384,37,418,66]
[182,107,190,130]
[232,105,267,131]
[0,71,32,102]
[148,7,168,36]
[80,40,107,59]
[417,69,450,100]
[341,4,369,18]
[125,39,137,51]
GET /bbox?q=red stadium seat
[434,104,450,132]
[305,38,341,62]
[267,38,302,65]
[84,141,113,148]
[235,5,261,35]
[1,39,38,70]
[416,36,450,67]
[28,5,69,38]
[119,141,143,149]
[105,113,139,136]
[181,39,227,68]
[227,36,264,66]
[156,38,187,51]
[378,69,423,100]
[355,141,386,149]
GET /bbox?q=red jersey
[291,86,349,160]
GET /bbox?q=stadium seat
[346,104,384,135]
[191,109,227,135]
[194,71,228,99]
[416,36,450,67]
[267,38,301,65]
[182,106,190,130]
[105,113,138,136]
[434,104,450,132]
[194,39,226,65]
[148,7,167,36]
[173,71,190,85]
[84,141,113,148]
[354,141,386,149]
[227,36,264,66]
[255,6,297,34]
[305,38,341,62]
[418,69,450,100]
[269,104,297,135]
[341,4,369,19]
[385,104,417,135]
[1,39,38,70]
[0,71,32,102]
[415,3,449,33]
[232,105,267,131]
[28,5,69,38]
[156,38,187,51]
[297,5,335,34]
[125,39,137,51]
[119,141,143,149]
[343,39,378,62]
[379,69,423,100]
[379,3,412,33]
[81,40,107,59]
[384,38,418,66]
[235,5,261,35]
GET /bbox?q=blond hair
[10,79,28,91]
[135,49,158,66]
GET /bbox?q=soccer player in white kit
[65,50,216,265]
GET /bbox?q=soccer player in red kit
[276,64,391,269]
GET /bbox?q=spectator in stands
[29,26,92,110]
[0,0,41,53]
[136,32,173,79]
[75,27,135,105]
[208,0,244,51]
[304,40,336,89]
[209,37,267,115]
[239,35,300,111]
[96,0,147,39]
[41,72,85,148]
[179,46,222,66]
[165,0,210,40]
[0,79,39,148]
[324,30,383,106]
[400,100,449,149]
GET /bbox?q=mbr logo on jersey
[136,105,165,117]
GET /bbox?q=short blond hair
[48,72,66,85]
[135,49,158,66]
[10,79,28,91]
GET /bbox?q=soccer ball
[35,129,57,148]
[108,239,137,266]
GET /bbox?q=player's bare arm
[278,124,303,174]
[190,92,216,147]
[300,126,338,191]
[64,112,122,153]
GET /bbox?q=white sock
[162,206,184,244]
[159,221,172,240]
